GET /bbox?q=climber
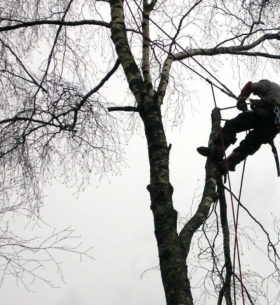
[197,79,280,174]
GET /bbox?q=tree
[1,0,280,303]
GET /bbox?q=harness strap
[269,140,280,177]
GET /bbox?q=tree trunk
[140,101,193,305]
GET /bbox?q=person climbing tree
[197,80,280,174]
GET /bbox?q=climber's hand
[236,97,247,112]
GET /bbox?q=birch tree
[1,0,280,303]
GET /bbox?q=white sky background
[1,5,280,304]
[2,69,280,305]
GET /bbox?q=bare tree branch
[110,0,144,104]
[157,55,174,105]
[169,0,203,52]
[37,0,75,95]
[0,39,47,93]
[179,108,221,256]
[142,0,153,90]
[108,106,138,112]
[174,33,280,61]
[0,19,111,32]
[217,178,233,305]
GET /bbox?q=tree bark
[109,0,232,303]
[179,108,221,255]
[142,107,224,305]
[109,2,192,302]
[140,101,193,305]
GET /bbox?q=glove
[236,97,247,112]
[236,82,253,111]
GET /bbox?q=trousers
[222,108,279,157]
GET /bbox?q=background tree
[1,0,280,304]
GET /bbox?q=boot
[197,133,236,162]
[197,145,224,161]
[217,151,246,175]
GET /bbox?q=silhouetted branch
[0,19,111,32]
[224,186,280,265]
[217,177,233,305]
[108,106,139,112]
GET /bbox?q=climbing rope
[233,157,247,305]
[211,84,246,305]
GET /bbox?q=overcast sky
[1,60,280,305]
